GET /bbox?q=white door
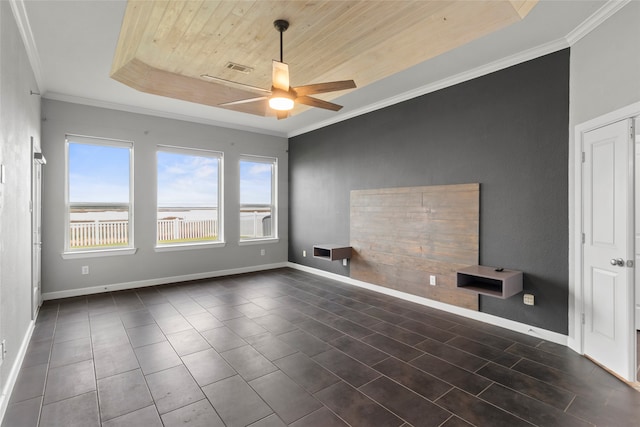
[582,119,635,381]
[31,140,44,319]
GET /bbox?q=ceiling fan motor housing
[273,19,289,33]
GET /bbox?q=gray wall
[41,100,288,297]
[567,2,640,341]
[0,1,41,406]
[289,50,570,334]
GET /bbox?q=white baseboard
[287,262,569,347]
[42,262,288,301]
[0,319,36,425]
[41,261,572,344]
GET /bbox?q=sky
[69,142,130,203]
[157,151,219,207]
[240,160,273,205]
[69,143,273,207]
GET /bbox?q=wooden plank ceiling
[111,0,537,118]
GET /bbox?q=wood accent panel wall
[350,183,479,310]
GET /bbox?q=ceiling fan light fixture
[269,96,294,111]
[268,89,294,111]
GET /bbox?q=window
[240,156,277,241]
[156,146,223,247]
[65,135,133,254]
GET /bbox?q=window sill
[238,238,279,246]
[155,241,226,252]
[61,247,138,260]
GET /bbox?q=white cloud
[248,163,272,175]
[157,153,219,206]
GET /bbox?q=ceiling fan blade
[296,95,343,111]
[276,110,289,120]
[219,96,268,106]
[293,80,356,96]
[272,60,290,91]
[200,74,271,94]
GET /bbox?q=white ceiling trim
[12,0,627,139]
[42,34,571,140]
[565,0,630,46]
[43,92,287,138]
[289,37,570,138]
[9,0,43,92]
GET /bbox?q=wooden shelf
[313,244,352,261]
[456,265,523,299]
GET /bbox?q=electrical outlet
[260,249,265,256]
[82,266,89,275]
[523,293,535,306]
[342,259,348,267]
[1,339,6,362]
[429,275,436,286]
[302,250,306,257]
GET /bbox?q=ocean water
[70,207,219,222]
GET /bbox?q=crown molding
[9,0,44,92]
[289,37,569,138]
[289,1,631,138]
[15,0,627,140]
[565,0,631,46]
[43,92,288,139]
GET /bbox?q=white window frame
[155,145,224,252]
[239,155,278,244]
[62,134,136,259]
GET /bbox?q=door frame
[31,136,45,320]
[571,101,639,381]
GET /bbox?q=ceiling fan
[201,19,356,119]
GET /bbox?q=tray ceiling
[111,0,537,118]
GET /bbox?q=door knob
[610,258,624,267]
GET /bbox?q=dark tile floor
[3,268,640,427]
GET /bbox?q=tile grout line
[13,269,637,427]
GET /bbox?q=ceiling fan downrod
[217,17,354,117]
[273,19,289,62]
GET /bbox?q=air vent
[225,62,253,74]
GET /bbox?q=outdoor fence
[69,213,270,248]
[69,220,129,248]
[157,218,218,242]
[240,210,272,239]
[69,218,218,248]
